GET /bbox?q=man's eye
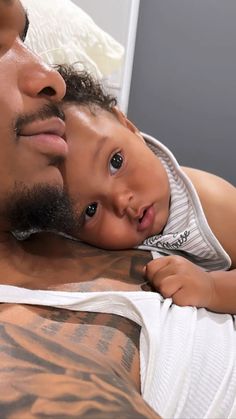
[109,152,123,174]
[85,202,97,219]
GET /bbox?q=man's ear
[111,107,142,136]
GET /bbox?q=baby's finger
[144,256,172,282]
[152,274,182,298]
[171,287,195,307]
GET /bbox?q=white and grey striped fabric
[137,133,231,271]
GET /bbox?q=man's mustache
[14,102,65,136]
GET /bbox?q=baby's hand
[144,255,214,308]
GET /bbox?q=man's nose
[17,42,66,102]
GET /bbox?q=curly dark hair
[56,64,117,113]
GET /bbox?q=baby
[59,65,236,314]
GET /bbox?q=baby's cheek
[98,222,140,250]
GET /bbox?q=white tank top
[0,284,236,419]
[137,133,231,271]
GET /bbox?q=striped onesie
[137,133,231,272]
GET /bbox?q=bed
[21,0,140,113]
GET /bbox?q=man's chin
[28,164,65,190]
[5,182,79,238]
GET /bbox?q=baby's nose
[112,190,133,217]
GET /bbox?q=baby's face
[63,104,170,249]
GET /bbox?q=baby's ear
[111,107,144,140]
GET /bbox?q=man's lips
[137,204,155,232]
[18,118,68,157]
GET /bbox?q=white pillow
[21,0,124,78]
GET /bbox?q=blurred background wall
[128,0,236,184]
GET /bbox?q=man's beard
[5,183,80,239]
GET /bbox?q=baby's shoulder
[181,167,236,264]
[181,166,235,202]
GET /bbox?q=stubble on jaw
[4,183,80,237]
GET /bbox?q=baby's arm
[145,256,236,314]
[146,168,236,314]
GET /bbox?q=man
[0,1,159,417]
[2,2,236,419]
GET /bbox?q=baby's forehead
[64,102,118,121]
[64,101,109,113]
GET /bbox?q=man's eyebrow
[20,11,29,42]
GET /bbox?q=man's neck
[0,230,152,291]
[0,231,78,288]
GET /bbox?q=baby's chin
[151,218,167,238]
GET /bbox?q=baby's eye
[109,152,123,174]
[85,202,97,219]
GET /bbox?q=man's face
[63,105,170,250]
[0,1,78,234]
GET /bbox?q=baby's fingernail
[142,265,147,274]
